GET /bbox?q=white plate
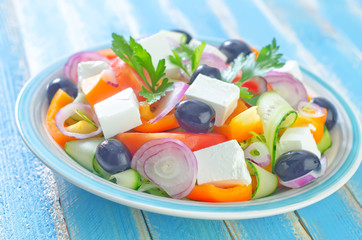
[16,43,362,219]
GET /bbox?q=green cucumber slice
[110,169,141,190]
[92,155,112,180]
[64,137,104,172]
[138,181,170,197]
[317,126,332,155]
[257,92,297,172]
[246,160,278,199]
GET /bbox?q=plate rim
[15,42,362,220]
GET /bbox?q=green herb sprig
[112,33,173,104]
[169,42,206,77]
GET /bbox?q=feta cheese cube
[138,31,180,79]
[279,127,321,158]
[189,39,228,62]
[94,88,142,139]
[193,140,251,188]
[77,61,111,87]
[274,60,303,82]
[185,74,240,126]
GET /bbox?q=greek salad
[45,30,337,202]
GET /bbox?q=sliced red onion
[264,71,307,109]
[55,102,102,139]
[244,142,271,167]
[165,36,181,49]
[200,52,228,72]
[64,51,110,84]
[132,138,197,199]
[279,156,327,188]
[241,76,268,96]
[297,100,326,118]
[149,81,189,124]
[100,69,118,88]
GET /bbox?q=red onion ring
[55,102,102,139]
[200,52,228,72]
[244,142,271,167]
[297,100,326,118]
[64,51,110,84]
[132,138,197,199]
[279,157,327,188]
[149,81,189,124]
[264,71,308,109]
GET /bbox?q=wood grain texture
[0,0,68,239]
[56,175,151,240]
[2,0,361,239]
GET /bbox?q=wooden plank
[9,0,362,240]
[225,212,311,240]
[55,175,151,240]
[0,0,68,239]
[296,186,361,240]
[143,211,233,240]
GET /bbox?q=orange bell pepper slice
[187,184,252,202]
[46,89,76,147]
[290,115,325,143]
[214,106,263,141]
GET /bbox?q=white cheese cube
[185,74,239,126]
[77,61,111,87]
[138,31,180,79]
[189,39,228,62]
[274,60,303,82]
[94,88,142,139]
[194,140,251,188]
[279,127,321,158]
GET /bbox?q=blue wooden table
[1,0,361,239]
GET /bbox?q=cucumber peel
[317,126,332,155]
[110,169,141,190]
[64,137,104,172]
[257,92,297,172]
[246,160,278,199]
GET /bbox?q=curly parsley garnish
[112,33,173,104]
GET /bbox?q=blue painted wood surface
[1,0,361,239]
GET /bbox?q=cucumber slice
[257,92,297,172]
[317,126,332,155]
[92,155,111,180]
[246,160,278,199]
[64,137,104,171]
[138,181,170,197]
[110,169,141,190]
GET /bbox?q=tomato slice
[115,132,227,156]
[110,58,146,101]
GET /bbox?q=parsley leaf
[191,41,206,72]
[112,33,173,104]
[169,50,191,77]
[234,83,260,106]
[168,41,206,77]
[222,38,284,83]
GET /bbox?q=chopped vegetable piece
[187,184,252,202]
[46,89,76,147]
[132,138,197,199]
[116,132,227,156]
[257,92,298,172]
[214,106,263,141]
